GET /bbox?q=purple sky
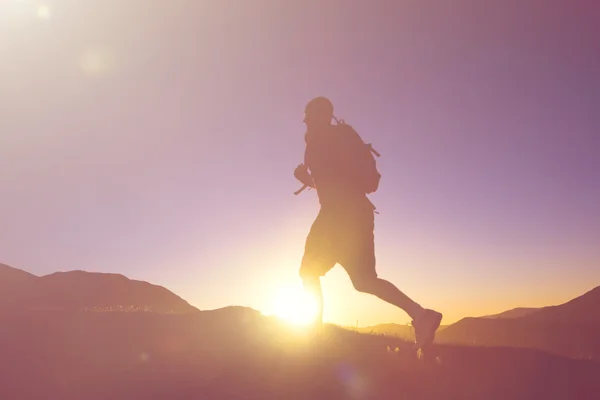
[1,0,599,325]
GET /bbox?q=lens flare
[79,48,116,76]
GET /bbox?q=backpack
[294,118,381,195]
[335,118,381,194]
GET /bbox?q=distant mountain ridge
[3,263,599,360]
[524,286,600,325]
[437,285,600,360]
[0,264,38,308]
[480,307,540,319]
[0,264,198,314]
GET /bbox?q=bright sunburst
[269,285,319,326]
[37,4,51,20]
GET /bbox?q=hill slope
[437,286,600,359]
[0,265,197,314]
[0,307,598,400]
[480,307,539,319]
[525,286,600,325]
[0,264,38,307]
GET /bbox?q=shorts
[300,203,377,283]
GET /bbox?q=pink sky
[1,0,599,325]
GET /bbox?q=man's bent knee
[299,253,333,282]
[351,275,378,293]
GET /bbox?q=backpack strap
[294,184,308,195]
[367,143,381,158]
[335,117,381,156]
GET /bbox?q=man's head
[303,96,334,129]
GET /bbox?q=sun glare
[270,285,319,326]
[80,48,116,77]
[37,5,51,20]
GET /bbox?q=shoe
[412,309,443,349]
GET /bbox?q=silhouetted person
[294,97,443,349]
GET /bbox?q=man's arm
[294,164,315,188]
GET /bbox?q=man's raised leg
[351,276,424,320]
[351,274,442,348]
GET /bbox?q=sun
[37,5,51,20]
[269,285,319,326]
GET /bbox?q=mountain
[0,264,38,307]
[0,264,198,314]
[524,286,600,325]
[0,263,37,282]
[0,264,599,398]
[0,307,598,400]
[480,307,539,319]
[437,286,600,359]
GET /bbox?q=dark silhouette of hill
[0,264,198,314]
[437,286,600,360]
[480,307,539,319]
[0,263,37,282]
[2,264,598,398]
[524,286,600,325]
[0,263,38,307]
[0,307,598,400]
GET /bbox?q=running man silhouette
[294,96,443,349]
